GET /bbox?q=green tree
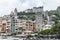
[39,23,60,35]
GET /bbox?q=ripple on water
[0,36,20,40]
[0,36,60,40]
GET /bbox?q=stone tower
[32,7,43,31]
[10,8,18,33]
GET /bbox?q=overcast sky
[0,0,60,17]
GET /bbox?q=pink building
[1,18,7,33]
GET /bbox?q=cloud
[0,0,43,17]
[0,0,60,17]
[0,0,21,17]
[44,0,60,10]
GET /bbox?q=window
[13,20,15,21]
[12,17,14,19]
[30,25,32,26]
[15,21,18,23]
[26,24,28,26]
[7,22,10,25]
[7,23,10,25]
[7,26,10,28]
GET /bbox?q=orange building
[26,20,36,32]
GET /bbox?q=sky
[0,0,60,17]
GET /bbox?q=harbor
[0,35,60,40]
[0,0,60,40]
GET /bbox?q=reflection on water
[0,36,60,40]
[0,36,20,40]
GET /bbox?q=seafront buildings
[24,7,44,31]
[0,6,54,34]
[0,8,36,34]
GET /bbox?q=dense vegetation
[26,35,33,38]
[17,12,35,21]
[48,6,60,24]
[17,6,60,23]
[39,23,60,35]
[17,6,60,35]
[38,6,60,35]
